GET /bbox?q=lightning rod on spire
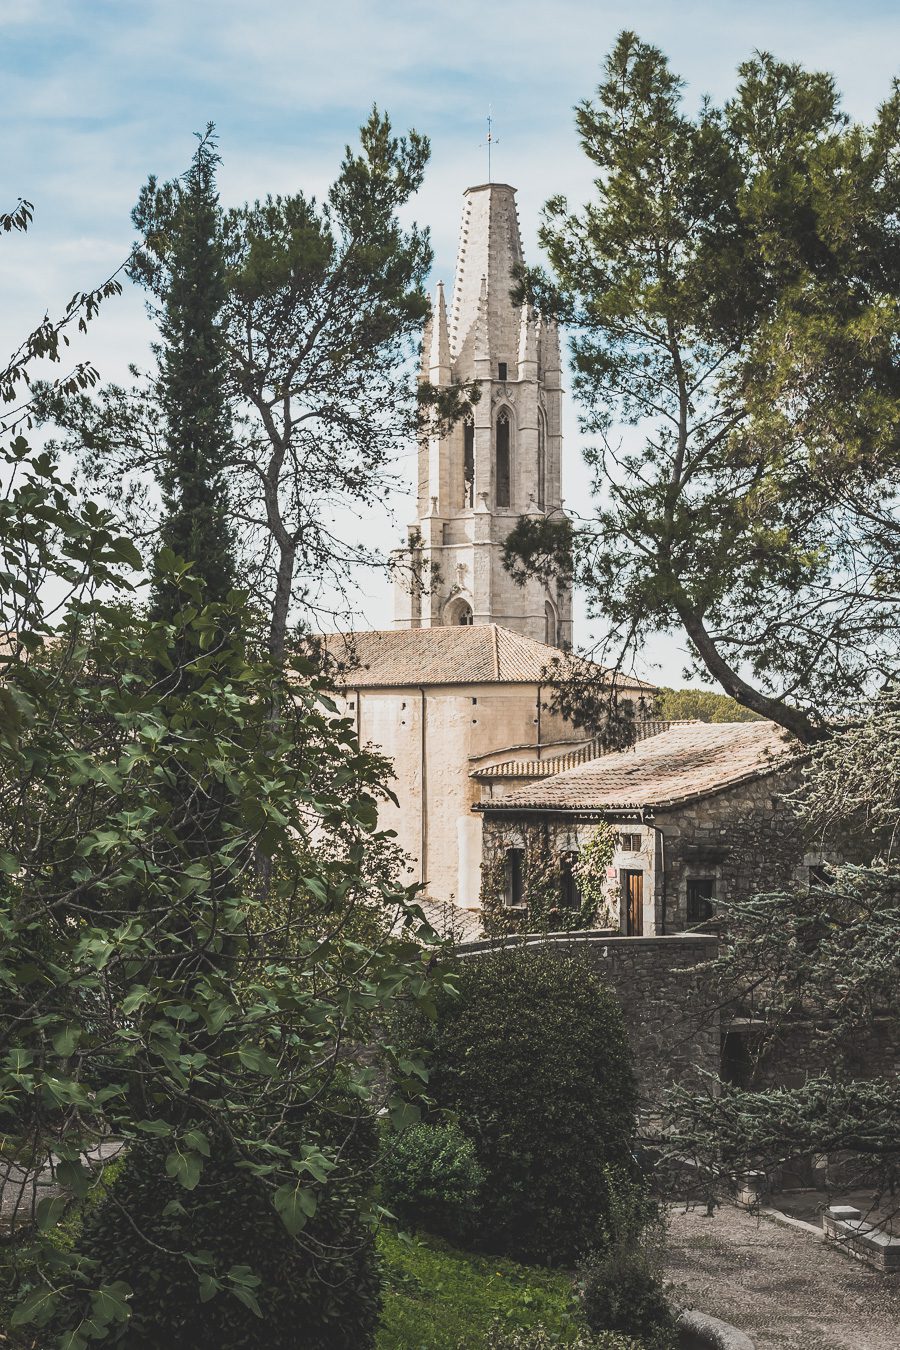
[481,106,499,183]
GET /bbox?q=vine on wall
[572,822,618,928]
[480,821,617,936]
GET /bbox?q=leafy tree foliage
[399,948,639,1265]
[0,212,442,1347]
[654,688,760,723]
[666,693,900,1191]
[39,110,476,658]
[61,1117,382,1348]
[509,33,900,742]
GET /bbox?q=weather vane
[482,106,500,183]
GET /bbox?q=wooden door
[624,870,643,936]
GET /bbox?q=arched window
[537,408,547,510]
[544,599,557,646]
[448,599,473,626]
[463,418,474,508]
[496,409,511,508]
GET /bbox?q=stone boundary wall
[456,931,720,1110]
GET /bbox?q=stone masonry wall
[653,766,810,931]
[459,932,719,1114]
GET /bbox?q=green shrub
[400,947,638,1265]
[578,1173,676,1348]
[478,1325,647,1349]
[579,1249,675,1346]
[379,1121,483,1235]
[57,1117,381,1349]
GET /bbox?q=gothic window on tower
[498,361,508,381]
[496,409,511,508]
[453,601,473,626]
[463,418,474,508]
[537,408,547,510]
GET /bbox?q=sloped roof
[472,720,695,781]
[319,626,655,691]
[475,720,796,812]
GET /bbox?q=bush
[379,1121,483,1235]
[579,1173,676,1347]
[477,1321,647,1349]
[400,947,638,1265]
[579,1249,675,1346]
[57,1117,381,1349]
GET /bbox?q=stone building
[474,719,820,935]
[325,180,653,911]
[324,625,650,908]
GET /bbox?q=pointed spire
[449,183,524,361]
[419,305,434,382]
[517,301,537,381]
[473,275,491,379]
[428,281,451,385]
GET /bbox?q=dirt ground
[665,1202,900,1349]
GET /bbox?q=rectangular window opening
[505,848,524,907]
[463,421,474,508]
[559,851,580,910]
[498,361,508,381]
[619,833,641,852]
[496,415,511,509]
[686,878,715,926]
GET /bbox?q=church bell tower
[393,182,572,648]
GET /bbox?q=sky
[3,0,899,684]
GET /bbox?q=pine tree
[132,125,234,617]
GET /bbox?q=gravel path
[665,1202,900,1349]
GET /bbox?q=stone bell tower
[393,182,572,648]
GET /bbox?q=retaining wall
[457,931,720,1110]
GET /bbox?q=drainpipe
[536,681,542,752]
[419,687,427,887]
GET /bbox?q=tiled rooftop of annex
[318,625,655,691]
[475,719,797,813]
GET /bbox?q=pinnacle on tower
[428,280,451,385]
[419,318,433,383]
[517,301,537,380]
[473,275,491,378]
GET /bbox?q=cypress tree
[133,125,234,617]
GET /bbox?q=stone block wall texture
[460,933,720,1113]
[653,768,809,931]
[741,1015,900,1090]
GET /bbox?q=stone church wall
[340,682,577,907]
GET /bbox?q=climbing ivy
[480,823,615,936]
[572,822,618,928]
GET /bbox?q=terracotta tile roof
[475,719,796,812]
[319,626,655,691]
[472,720,697,780]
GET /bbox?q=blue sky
[3,0,899,682]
